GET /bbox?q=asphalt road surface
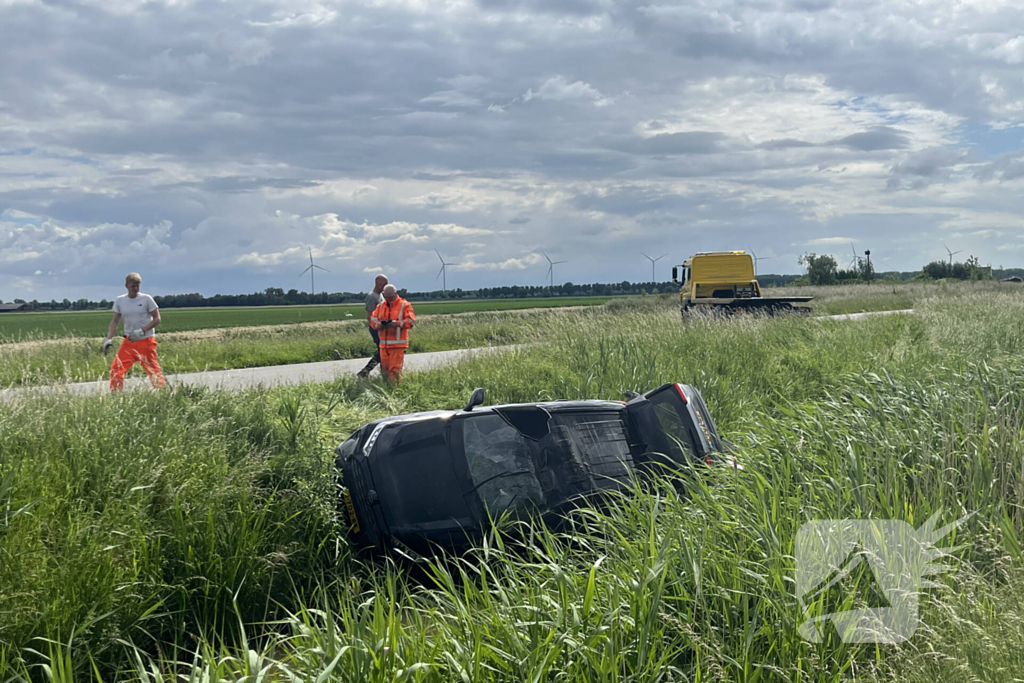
[0,308,916,401]
[0,345,517,402]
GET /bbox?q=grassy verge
[0,297,614,339]
[1,291,1022,680]
[0,307,569,387]
[765,279,1024,316]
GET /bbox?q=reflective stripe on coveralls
[371,297,414,348]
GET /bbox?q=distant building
[0,303,28,312]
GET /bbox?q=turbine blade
[641,251,652,261]
[436,265,444,280]
[313,265,330,272]
[656,254,667,261]
[541,250,552,264]
[299,266,312,276]
[554,260,567,265]
[436,249,444,264]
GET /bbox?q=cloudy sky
[2,0,1024,301]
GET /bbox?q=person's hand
[128,328,146,342]
[102,338,113,355]
[379,320,392,328]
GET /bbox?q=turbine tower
[642,252,668,282]
[748,248,771,276]
[944,243,962,266]
[435,249,458,292]
[541,251,567,288]
[848,242,861,269]
[299,246,329,296]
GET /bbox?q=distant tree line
[783,253,1012,287]
[919,257,993,281]
[2,281,681,311]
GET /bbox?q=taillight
[674,383,688,404]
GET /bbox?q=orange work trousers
[380,345,407,382]
[110,337,167,391]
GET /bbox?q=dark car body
[335,383,727,554]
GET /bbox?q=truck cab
[672,251,761,308]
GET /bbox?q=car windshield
[460,413,544,515]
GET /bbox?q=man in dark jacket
[356,274,387,378]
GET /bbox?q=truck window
[461,414,544,516]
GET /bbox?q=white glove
[102,338,113,355]
[128,328,146,342]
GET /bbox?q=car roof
[360,398,627,431]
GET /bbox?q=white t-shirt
[113,293,158,339]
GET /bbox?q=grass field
[4,282,1022,389]
[0,296,614,340]
[0,307,571,387]
[1,287,1022,681]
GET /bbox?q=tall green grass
[1,291,1023,680]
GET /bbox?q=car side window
[461,414,543,516]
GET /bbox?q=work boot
[356,358,379,378]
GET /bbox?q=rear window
[461,414,544,515]
[646,393,700,462]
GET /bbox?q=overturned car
[335,383,729,555]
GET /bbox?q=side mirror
[671,266,679,284]
[464,387,485,412]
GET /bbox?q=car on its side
[335,383,730,556]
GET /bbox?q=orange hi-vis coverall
[110,337,167,391]
[369,296,416,381]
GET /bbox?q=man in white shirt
[103,272,166,391]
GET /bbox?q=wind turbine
[541,251,567,288]
[944,243,962,266]
[435,249,458,292]
[641,252,668,282]
[748,248,771,276]
[298,247,329,296]
[848,242,861,270]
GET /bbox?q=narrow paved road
[0,345,517,401]
[822,308,914,322]
[0,308,916,401]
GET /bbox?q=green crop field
[0,296,614,340]
[1,288,1023,681]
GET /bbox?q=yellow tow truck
[671,251,813,317]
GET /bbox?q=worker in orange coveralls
[369,284,416,382]
[103,272,167,392]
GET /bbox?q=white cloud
[807,236,857,246]
[524,76,613,107]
